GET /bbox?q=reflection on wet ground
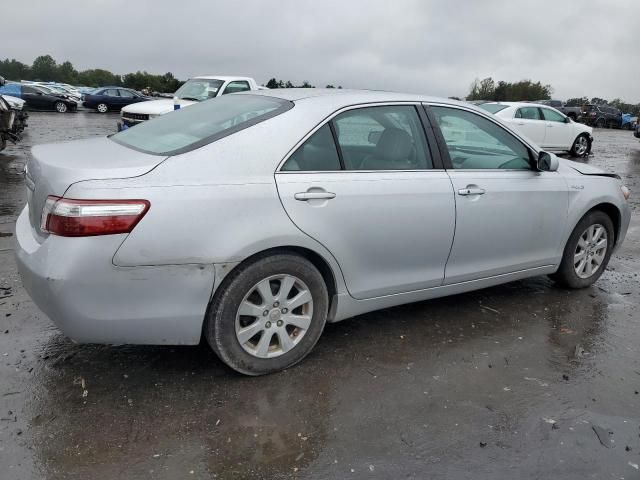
[1,114,639,479]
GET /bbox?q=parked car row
[0,77,28,152]
[0,82,78,113]
[582,104,637,129]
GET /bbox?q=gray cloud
[4,0,638,101]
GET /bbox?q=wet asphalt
[1,111,639,480]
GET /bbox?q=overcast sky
[5,0,638,102]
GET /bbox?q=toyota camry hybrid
[15,89,631,375]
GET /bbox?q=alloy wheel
[235,274,313,358]
[574,224,607,279]
[55,102,67,113]
[574,136,589,156]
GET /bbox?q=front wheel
[54,101,68,113]
[595,118,605,128]
[570,134,590,157]
[205,254,329,375]
[550,211,614,289]
[96,103,108,113]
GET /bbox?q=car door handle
[516,122,525,125]
[294,191,336,201]
[458,187,485,196]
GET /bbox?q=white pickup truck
[118,76,265,130]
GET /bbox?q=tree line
[265,78,342,89]
[0,55,183,93]
[467,76,639,116]
[467,77,553,101]
[0,56,341,93]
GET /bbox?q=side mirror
[537,151,559,172]
[565,116,572,123]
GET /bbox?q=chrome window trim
[423,101,541,154]
[276,101,432,173]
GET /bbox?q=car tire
[205,253,329,375]
[595,118,605,128]
[549,210,614,289]
[97,103,108,113]
[54,101,68,113]
[569,133,590,157]
[0,136,6,152]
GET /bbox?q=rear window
[479,103,508,114]
[111,94,293,155]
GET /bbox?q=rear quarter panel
[64,105,350,295]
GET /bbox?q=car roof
[480,101,555,109]
[240,88,475,111]
[193,76,254,82]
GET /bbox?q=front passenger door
[428,105,568,285]
[513,106,546,147]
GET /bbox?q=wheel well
[220,246,338,314]
[588,203,621,245]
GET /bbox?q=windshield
[479,103,509,114]
[174,78,225,102]
[111,94,293,155]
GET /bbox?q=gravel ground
[1,111,639,480]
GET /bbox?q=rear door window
[333,105,433,170]
[515,107,542,120]
[281,124,341,171]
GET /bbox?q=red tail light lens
[41,196,150,237]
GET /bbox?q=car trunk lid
[25,136,167,241]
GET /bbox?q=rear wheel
[595,118,605,128]
[54,101,67,113]
[550,211,614,288]
[205,254,329,375]
[569,133,590,157]
[97,103,108,113]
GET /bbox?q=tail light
[41,196,150,237]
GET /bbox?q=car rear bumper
[14,207,214,345]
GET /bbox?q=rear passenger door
[275,104,456,300]
[513,106,547,147]
[103,89,120,108]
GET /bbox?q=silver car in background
[15,89,631,375]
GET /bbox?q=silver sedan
[15,89,631,375]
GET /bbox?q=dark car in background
[0,83,78,113]
[82,87,150,113]
[536,99,583,121]
[582,104,622,128]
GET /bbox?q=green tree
[31,55,57,81]
[57,61,78,84]
[467,77,552,101]
[0,58,31,81]
[77,69,122,87]
[467,77,496,100]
